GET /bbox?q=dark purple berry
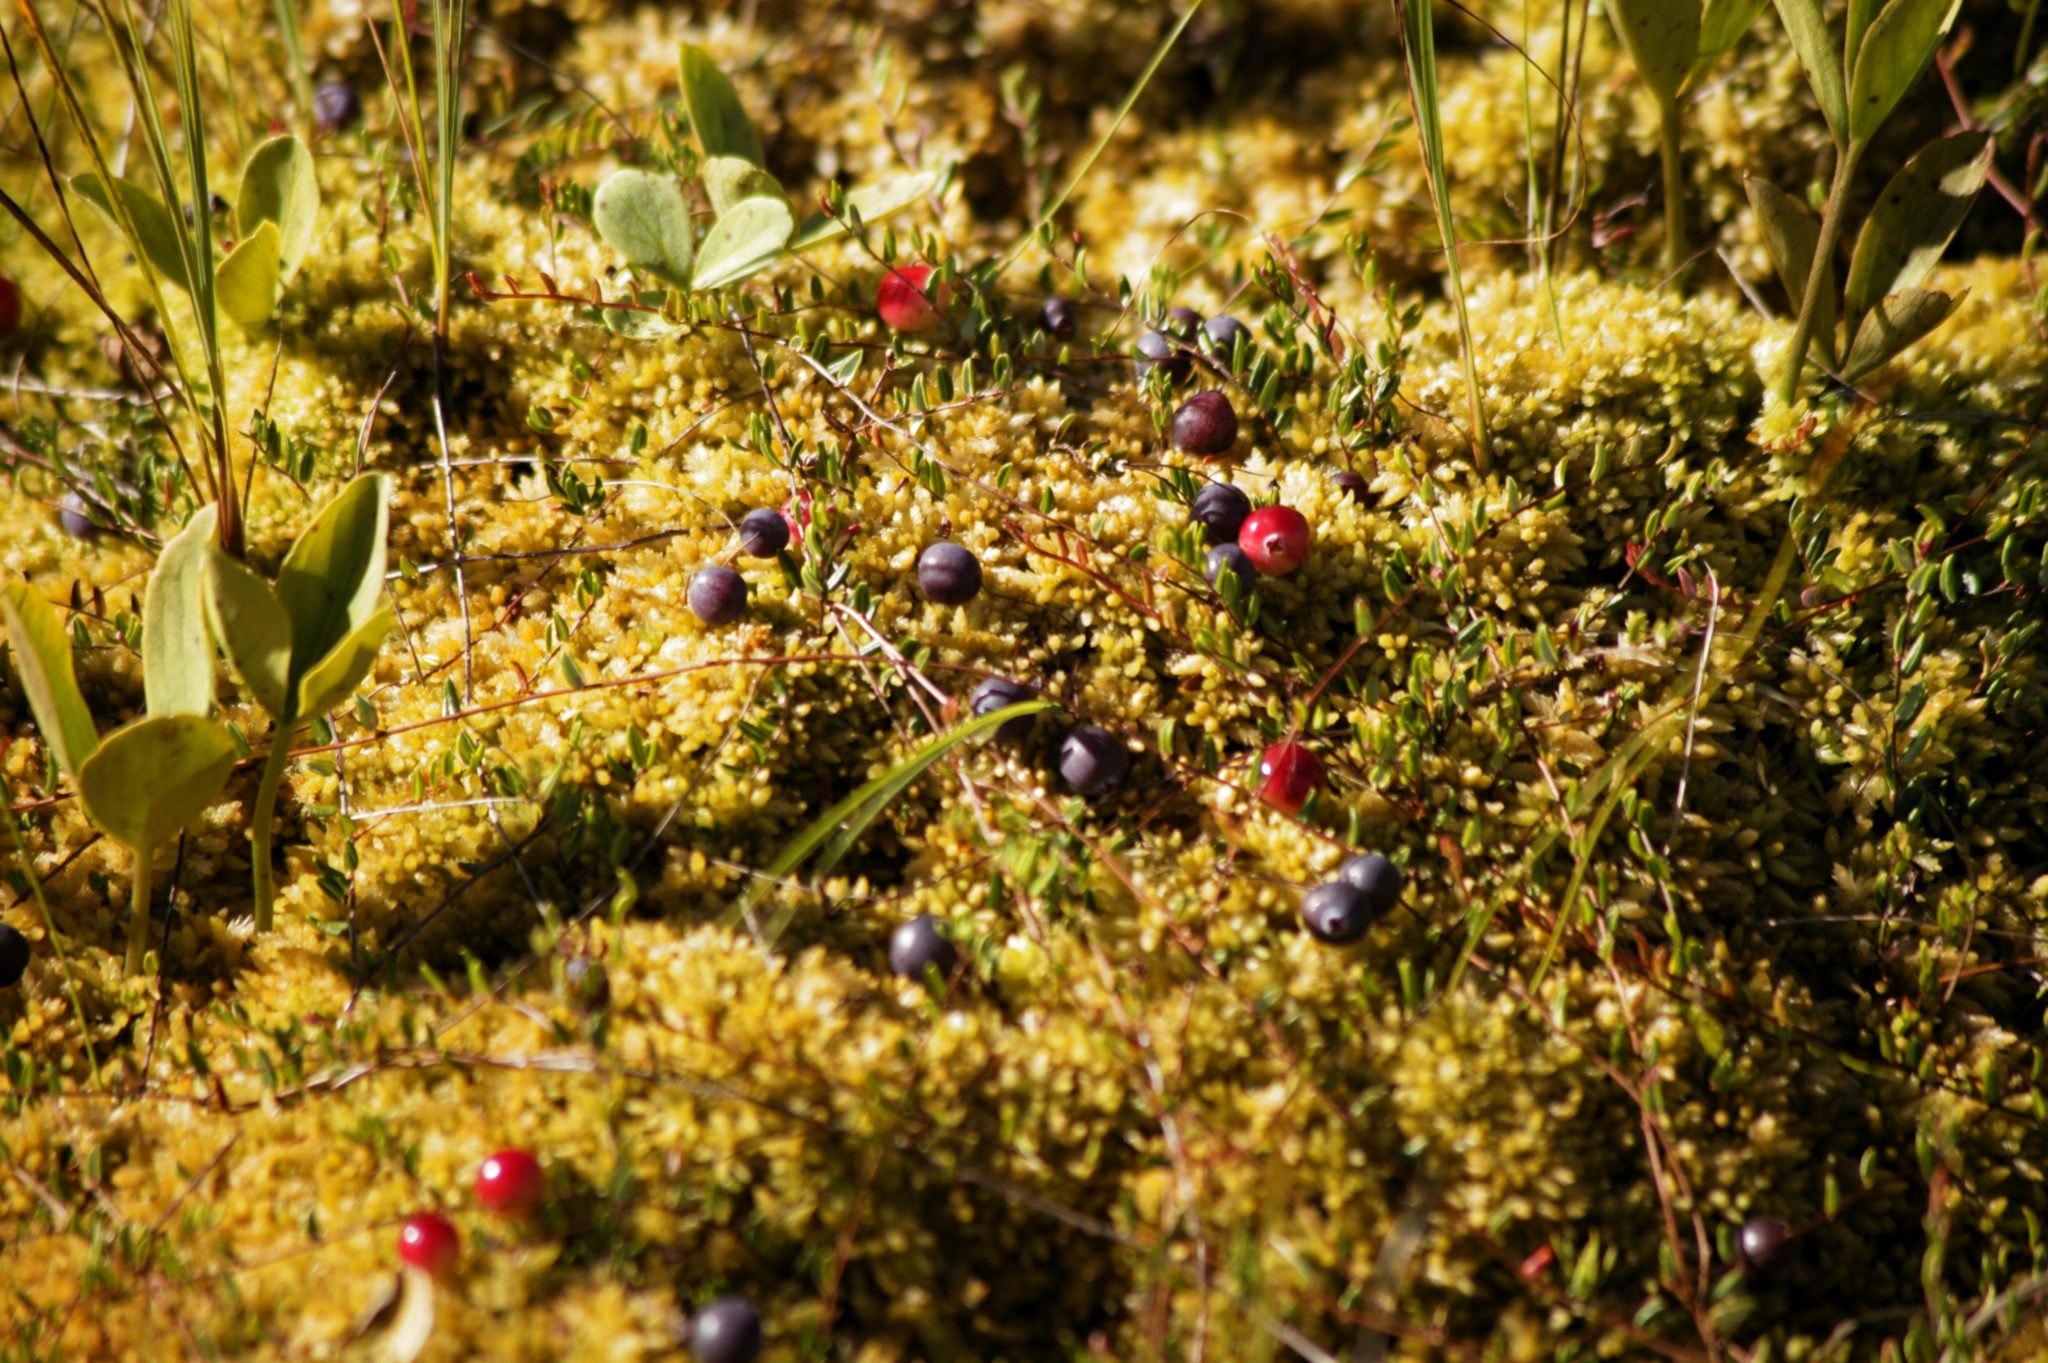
[1190,482,1251,543]
[1133,331,1190,383]
[0,924,27,988]
[1738,1216,1794,1278]
[1300,881,1374,945]
[1040,297,1078,339]
[690,1296,763,1363]
[1058,726,1129,796]
[889,914,959,982]
[917,541,982,605]
[1203,315,1251,355]
[1333,469,1369,503]
[688,566,748,624]
[313,82,361,135]
[970,677,1038,744]
[1205,543,1255,587]
[58,493,99,540]
[1161,306,1204,339]
[738,508,790,557]
[1172,392,1239,456]
[1337,853,1403,914]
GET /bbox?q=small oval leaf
[592,169,693,287]
[691,195,795,289]
[596,290,682,340]
[296,605,393,721]
[216,221,283,328]
[680,44,763,167]
[1746,176,1838,363]
[276,472,392,682]
[1,581,100,778]
[1848,0,1965,143]
[76,714,237,853]
[237,135,320,278]
[702,155,785,219]
[1844,129,1991,324]
[143,503,220,719]
[1843,287,1959,379]
[789,172,935,251]
[1607,0,1702,102]
[71,172,195,294]
[203,552,295,721]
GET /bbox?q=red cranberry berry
[877,265,950,333]
[1259,741,1323,814]
[1058,726,1129,796]
[738,508,790,557]
[476,1150,545,1214]
[0,924,28,988]
[690,1296,763,1363]
[1040,297,1078,339]
[1190,482,1251,543]
[1301,881,1375,945]
[398,1213,459,1277]
[1172,392,1239,456]
[1238,505,1311,575]
[688,566,748,624]
[917,541,983,605]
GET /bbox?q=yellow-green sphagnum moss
[2,0,2047,1359]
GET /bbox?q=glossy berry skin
[970,676,1038,744]
[1190,482,1251,543]
[398,1213,459,1277]
[1058,726,1129,797]
[1333,469,1369,503]
[877,265,949,332]
[476,1150,545,1214]
[1259,741,1324,814]
[0,275,20,338]
[1133,331,1190,383]
[313,82,361,134]
[917,541,983,605]
[1337,853,1404,914]
[688,566,748,624]
[1738,1216,1795,1277]
[1205,543,1255,588]
[0,924,28,988]
[1300,881,1374,945]
[1203,314,1249,355]
[691,1296,763,1363]
[1040,297,1078,339]
[889,914,958,982]
[1161,306,1204,338]
[57,493,99,540]
[1238,505,1311,575]
[738,507,790,557]
[1173,392,1239,456]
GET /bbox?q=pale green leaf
[591,169,693,286]
[1697,0,1769,66]
[76,714,236,853]
[236,135,320,278]
[0,582,100,779]
[1746,176,1838,364]
[71,172,195,294]
[203,552,294,721]
[275,472,392,682]
[295,605,393,720]
[142,503,219,719]
[215,221,283,328]
[691,195,795,289]
[702,155,785,219]
[1849,0,1965,143]
[595,290,682,340]
[1844,129,1991,323]
[1770,0,1848,143]
[1847,0,1880,57]
[1842,287,1959,378]
[1607,0,1702,102]
[679,44,763,167]
[788,172,936,250]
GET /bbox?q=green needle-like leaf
[592,169,694,286]
[76,714,236,854]
[237,134,320,279]
[692,195,795,289]
[679,43,764,167]
[143,503,219,718]
[1,582,100,780]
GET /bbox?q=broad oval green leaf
[216,221,283,328]
[76,714,236,853]
[203,551,294,720]
[1,581,100,779]
[1607,0,1702,103]
[1697,0,1769,68]
[679,44,763,167]
[275,472,392,684]
[143,503,219,719]
[789,172,936,251]
[71,172,195,294]
[1843,129,1991,323]
[592,169,694,287]
[691,195,795,289]
[296,604,393,721]
[1746,176,1839,364]
[1843,287,1960,379]
[237,135,320,278]
[1849,0,1965,143]
[1770,0,1848,144]
[702,155,785,219]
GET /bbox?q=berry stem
[125,845,153,976]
